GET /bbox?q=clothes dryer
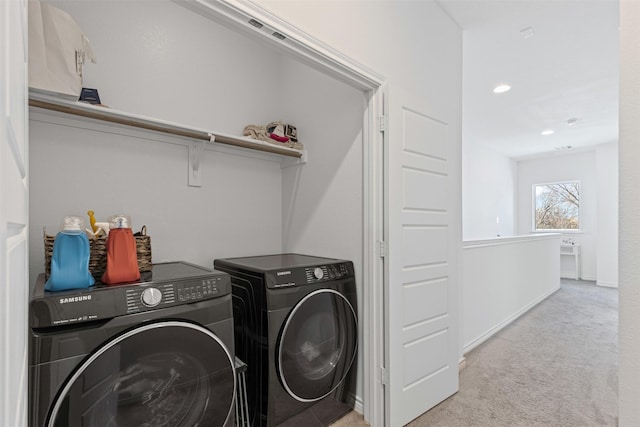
[214,254,357,427]
[29,261,236,427]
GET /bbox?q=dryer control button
[314,267,324,280]
[141,287,162,307]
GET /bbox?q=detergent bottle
[101,214,140,285]
[45,216,95,291]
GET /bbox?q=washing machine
[29,261,236,427]
[214,253,358,427]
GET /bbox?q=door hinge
[380,366,388,386]
[378,115,386,133]
[378,241,386,258]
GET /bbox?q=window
[534,181,580,231]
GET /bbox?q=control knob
[141,287,162,307]
[314,267,324,280]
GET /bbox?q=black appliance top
[30,261,230,328]
[140,261,216,282]
[215,253,344,272]
[214,253,354,289]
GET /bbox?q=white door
[384,86,459,426]
[0,0,29,425]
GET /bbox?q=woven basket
[44,226,152,279]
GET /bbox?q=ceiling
[437,0,619,160]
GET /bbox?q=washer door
[48,321,235,427]
[277,289,357,402]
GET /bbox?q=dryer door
[47,321,235,427]
[277,289,357,402]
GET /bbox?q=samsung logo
[59,295,92,304]
[276,270,291,276]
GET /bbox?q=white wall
[596,142,618,287]
[29,119,284,275]
[619,2,640,424]
[50,0,282,135]
[462,234,560,353]
[279,56,366,403]
[279,57,364,265]
[29,0,285,284]
[253,1,461,126]
[462,140,516,239]
[516,150,597,280]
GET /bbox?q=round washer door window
[48,321,235,427]
[277,289,357,402]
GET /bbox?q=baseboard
[458,357,466,372]
[463,286,559,355]
[560,275,597,281]
[347,392,364,415]
[597,281,618,288]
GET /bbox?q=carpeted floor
[331,279,618,427]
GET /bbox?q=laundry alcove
[28,0,382,414]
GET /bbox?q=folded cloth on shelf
[268,122,289,142]
[243,122,303,151]
[243,124,270,142]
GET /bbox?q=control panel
[266,262,353,289]
[177,277,221,302]
[31,266,231,328]
[125,276,225,314]
[305,263,351,283]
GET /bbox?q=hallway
[334,279,618,426]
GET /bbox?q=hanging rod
[29,93,303,159]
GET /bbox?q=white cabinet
[560,244,581,279]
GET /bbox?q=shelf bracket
[188,135,212,187]
[281,149,308,169]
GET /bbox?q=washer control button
[141,287,162,307]
[314,267,324,280]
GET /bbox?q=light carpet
[331,279,618,427]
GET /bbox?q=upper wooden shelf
[28,91,304,159]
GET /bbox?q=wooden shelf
[28,91,304,159]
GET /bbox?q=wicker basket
[44,226,152,279]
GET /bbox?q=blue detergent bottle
[45,216,95,291]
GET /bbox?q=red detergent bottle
[101,214,140,285]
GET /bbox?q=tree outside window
[534,181,580,230]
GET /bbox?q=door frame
[1,0,29,425]
[172,1,388,424]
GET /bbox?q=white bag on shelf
[28,0,96,99]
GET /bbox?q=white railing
[462,234,561,354]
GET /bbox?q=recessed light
[493,84,511,94]
[567,118,580,126]
[541,129,555,136]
